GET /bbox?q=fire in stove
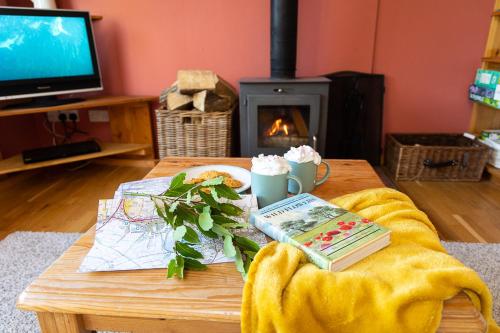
[260,115,308,148]
[267,118,290,137]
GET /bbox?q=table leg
[37,312,90,333]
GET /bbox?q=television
[0,7,102,107]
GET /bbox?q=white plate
[180,164,251,193]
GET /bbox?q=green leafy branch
[129,173,259,280]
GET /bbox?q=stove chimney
[270,0,298,79]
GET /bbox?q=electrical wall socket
[47,110,79,122]
[88,109,109,122]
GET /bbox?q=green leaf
[159,203,176,227]
[212,223,232,238]
[176,255,185,279]
[169,172,186,190]
[163,184,195,197]
[198,206,214,231]
[183,225,200,244]
[212,214,238,225]
[173,225,187,241]
[192,203,205,213]
[243,250,257,259]
[234,247,245,274]
[176,203,198,224]
[210,187,219,201]
[200,176,224,186]
[219,203,244,216]
[209,207,223,215]
[175,216,185,227]
[167,258,177,278]
[198,227,218,239]
[223,235,236,258]
[198,190,219,209]
[184,258,207,271]
[169,201,179,213]
[176,242,203,259]
[234,236,260,252]
[214,184,241,200]
[155,204,167,221]
[243,255,252,275]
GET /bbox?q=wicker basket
[384,133,489,181]
[156,107,233,158]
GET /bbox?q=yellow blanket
[241,188,499,333]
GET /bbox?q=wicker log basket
[156,70,237,158]
[156,106,234,158]
[384,133,489,181]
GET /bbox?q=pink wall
[374,0,493,134]
[58,0,378,95]
[0,0,495,157]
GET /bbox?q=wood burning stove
[238,0,384,162]
[239,77,330,156]
[238,0,330,156]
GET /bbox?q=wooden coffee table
[17,158,486,333]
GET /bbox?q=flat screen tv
[0,7,102,107]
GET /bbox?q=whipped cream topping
[251,154,291,176]
[284,145,321,165]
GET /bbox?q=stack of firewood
[159,70,237,112]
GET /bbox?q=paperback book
[250,193,391,271]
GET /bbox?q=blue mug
[287,160,331,193]
[251,171,303,208]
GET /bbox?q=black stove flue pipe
[270,0,298,79]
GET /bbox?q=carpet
[0,231,81,333]
[0,232,498,332]
[442,241,500,323]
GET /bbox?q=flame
[267,118,290,137]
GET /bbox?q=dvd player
[22,140,101,164]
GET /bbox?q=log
[177,70,218,94]
[214,78,237,106]
[193,90,232,112]
[291,110,309,137]
[159,85,175,109]
[166,85,193,110]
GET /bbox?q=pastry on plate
[185,170,242,189]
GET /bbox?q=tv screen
[0,7,102,101]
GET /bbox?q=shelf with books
[470,0,500,135]
[469,101,500,135]
[471,99,500,110]
[482,57,500,64]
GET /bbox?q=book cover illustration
[252,193,389,269]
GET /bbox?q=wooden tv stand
[0,95,157,175]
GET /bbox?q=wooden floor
[396,179,500,243]
[0,159,154,240]
[0,159,498,244]
[374,166,500,243]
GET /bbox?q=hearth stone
[239,77,330,157]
